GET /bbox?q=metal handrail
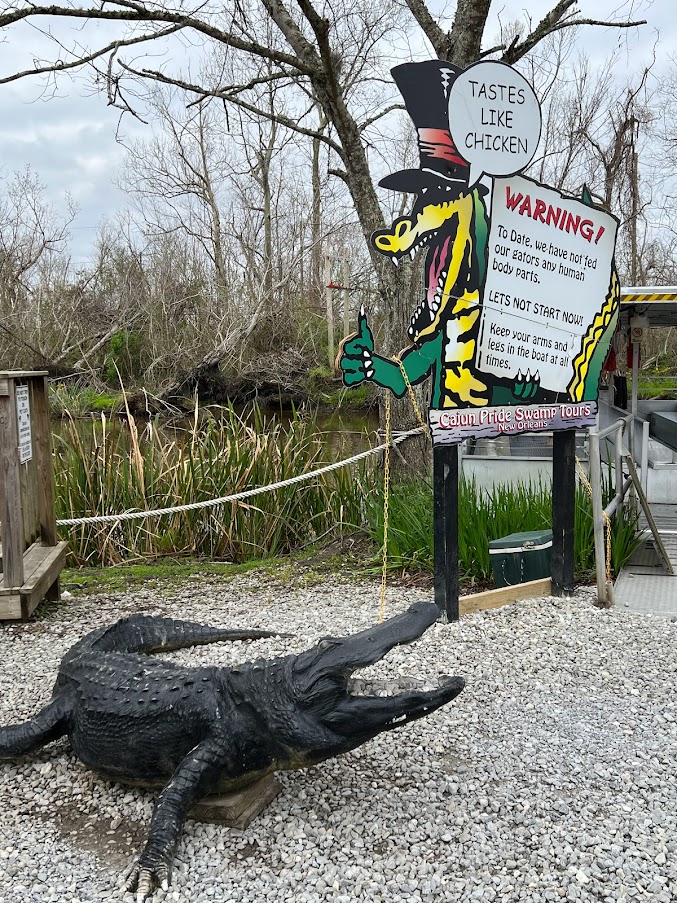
[588,413,671,605]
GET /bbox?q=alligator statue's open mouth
[346,673,463,719]
[347,675,454,696]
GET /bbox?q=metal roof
[620,287,677,328]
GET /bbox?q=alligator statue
[0,602,464,901]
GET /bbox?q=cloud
[0,0,670,264]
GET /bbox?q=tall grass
[54,404,641,581]
[54,404,375,566]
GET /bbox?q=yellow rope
[379,389,392,623]
[378,357,431,622]
[575,455,612,581]
[396,357,431,439]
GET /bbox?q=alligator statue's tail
[2,616,279,760]
[63,614,280,659]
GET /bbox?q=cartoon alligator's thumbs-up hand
[337,306,375,386]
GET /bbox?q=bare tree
[120,91,232,307]
[0,0,646,437]
[0,166,76,367]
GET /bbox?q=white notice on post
[477,174,618,394]
[16,385,32,464]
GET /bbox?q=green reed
[54,404,375,566]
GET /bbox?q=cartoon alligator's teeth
[410,249,416,261]
[391,256,399,266]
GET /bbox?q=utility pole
[342,256,351,339]
[324,255,335,373]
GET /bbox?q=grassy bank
[53,405,640,584]
[363,475,640,585]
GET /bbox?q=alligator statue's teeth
[0,607,464,902]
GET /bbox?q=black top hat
[380,59,470,192]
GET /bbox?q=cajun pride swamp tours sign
[338,59,620,443]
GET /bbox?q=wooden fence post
[433,444,459,621]
[0,375,24,590]
[587,430,608,605]
[551,429,576,596]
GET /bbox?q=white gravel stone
[0,577,675,903]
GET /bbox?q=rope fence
[56,427,425,528]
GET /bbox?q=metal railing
[588,418,632,604]
[588,412,671,605]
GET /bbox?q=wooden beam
[0,593,22,620]
[0,370,48,378]
[460,577,552,615]
[18,541,67,619]
[0,377,24,590]
[552,430,576,595]
[433,444,459,621]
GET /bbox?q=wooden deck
[0,540,68,619]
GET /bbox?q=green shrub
[105,330,143,384]
[364,472,640,583]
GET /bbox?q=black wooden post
[433,443,459,621]
[551,429,576,595]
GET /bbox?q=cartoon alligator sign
[339,59,619,442]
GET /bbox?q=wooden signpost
[0,371,67,619]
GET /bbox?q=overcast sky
[0,0,669,265]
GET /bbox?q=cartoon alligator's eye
[374,233,395,251]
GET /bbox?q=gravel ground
[0,573,675,903]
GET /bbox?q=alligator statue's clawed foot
[125,857,170,903]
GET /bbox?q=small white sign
[16,385,32,464]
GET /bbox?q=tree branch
[359,103,404,134]
[501,1,646,65]
[402,0,448,59]
[120,63,345,155]
[0,4,313,78]
[0,23,186,85]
